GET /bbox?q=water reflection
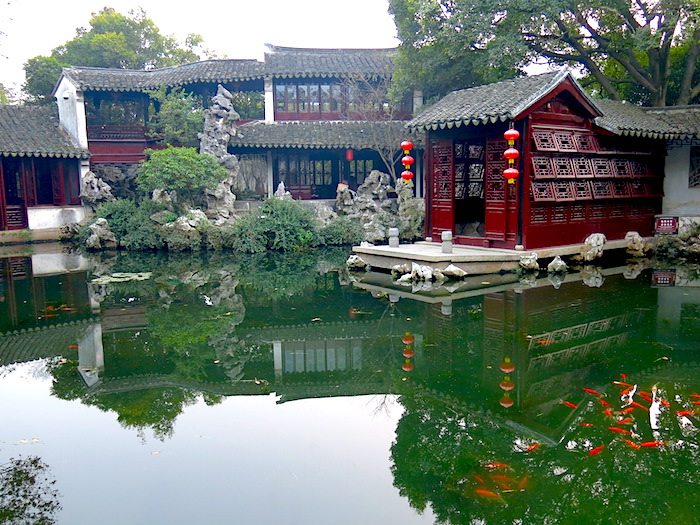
[1,249,699,523]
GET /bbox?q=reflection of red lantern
[503,128,520,144]
[500,393,514,408]
[503,147,520,161]
[402,332,415,345]
[403,347,415,358]
[402,155,415,168]
[499,375,515,391]
[402,360,414,372]
[499,357,515,373]
[345,149,354,162]
[401,140,414,154]
[401,170,414,181]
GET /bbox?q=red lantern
[402,332,415,345]
[401,140,414,154]
[401,170,414,181]
[402,360,414,372]
[403,347,415,358]
[500,393,514,408]
[345,149,354,162]
[503,167,519,184]
[503,129,520,143]
[499,357,515,373]
[503,147,520,161]
[499,375,515,391]
[402,155,415,168]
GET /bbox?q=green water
[0,249,699,524]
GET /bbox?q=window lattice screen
[690,146,700,188]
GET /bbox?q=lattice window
[609,203,624,217]
[531,181,555,201]
[553,131,577,151]
[531,156,553,178]
[629,160,649,177]
[612,181,630,198]
[592,181,614,199]
[532,131,558,151]
[570,204,587,221]
[573,133,598,152]
[486,179,506,202]
[553,181,576,201]
[551,205,568,222]
[571,157,593,178]
[573,180,593,200]
[690,146,700,188]
[590,203,606,218]
[591,158,613,177]
[552,157,575,178]
[612,159,631,177]
[628,180,647,197]
[531,206,548,223]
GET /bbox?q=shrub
[318,216,365,246]
[88,198,164,250]
[146,85,204,148]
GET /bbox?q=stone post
[441,230,453,254]
[388,227,400,247]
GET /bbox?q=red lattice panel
[573,133,599,152]
[612,181,631,198]
[486,179,506,202]
[551,205,568,222]
[592,181,614,199]
[629,160,649,177]
[609,203,624,217]
[591,158,613,178]
[553,131,577,151]
[570,204,587,221]
[612,159,631,177]
[573,180,593,200]
[571,157,593,178]
[531,156,553,178]
[530,206,548,223]
[590,203,606,219]
[531,181,555,201]
[553,181,576,201]
[628,180,647,196]
[552,157,575,178]
[532,131,558,151]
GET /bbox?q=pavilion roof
[0,105,90,159]
[594,99,693,140]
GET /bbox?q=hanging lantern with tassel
[502,126,520,185]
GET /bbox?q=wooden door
[484,138,518,243]
[429,139,454,237]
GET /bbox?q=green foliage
[22,7,205,103]
[318,216,365,246]
[230,199,319,253]
[137,147,228,208]
[146,86,204,148]
[0,456,61,524]
[229,91,264,120]
[90,198,164,250]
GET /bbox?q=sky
[0,0,400,92]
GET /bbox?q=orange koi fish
[620,373,627,379]
[517,473,529,491]
[620,385,634,395]
[630,401,649,411]
[579,423,594,427]
[639,390,651,396]
[68,345,78,349]
[491,474,513,482]
[677,410,697,417]
[660,399,670,407]
[473,474,485,483]
[604,408,613,418]
[614,381,633,387]
[619,407,635,414]
[617,418,634,424]
[622,438,640,449]
[526,443,541,452]
[485,462,510,470]
[583,388,604,396]
[494,479,512,490]
[692,401,700,406]
[638,392,653,403]
[598,398,611,408]
[609,427,633,435]
[689,394,700,399]
[589,445,605,455]
[640,441,666,447]
[475,489,503,501]
[538,340,552,344]
[562,401,577,409]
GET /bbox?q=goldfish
[589,445,605,455]
[598,398,611,408]
[494,480,512,491]
[630,401,649,411]
[538,340,552,344]
[619,407,635,414]
[491,474,513,482]
[620,373,627,379]
[68,345,78,349]
[604,408,613,418]
[617,417,634,424]
[660,399,670,407]
[638,392,653,403]
[475,489,504,501]
[609,427,633,435]
[526,443,540,452]
[485,462,510,470]
[622,438,640,449]
[692,401,700,406]
[473,475,485,483]
[579,423,594,427]
[614,381,633,387]
[620,385,634,395]
[517,473,529,491]
[677,410,697,417]
[562,401,577,409]
[583,388,604,396]
[640,441,666,447]
[689,394,700,399]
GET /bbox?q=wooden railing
[87,125,148,141]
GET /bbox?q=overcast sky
[0,0,400,91]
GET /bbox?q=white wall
[27,205,91,230]
[31,252,89,276]
[54,77,88,148]
[663,143,700,215]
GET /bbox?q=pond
[0,248,699,524]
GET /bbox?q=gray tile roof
[264,44,397,79]
[0,105,90,158]
[61,59,265,92]
[593,99,690,139]
[230,120,421,150]
[642,105,700,137]
[409,71,582,131]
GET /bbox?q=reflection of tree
[0,456,61,524]
[392,387,700,524]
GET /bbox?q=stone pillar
[264,78,274,122]
[388,227,400,247]
[441,230,453,253]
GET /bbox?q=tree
[389,0,700,107]
[23,7,206,105]
[146,86,204,148]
